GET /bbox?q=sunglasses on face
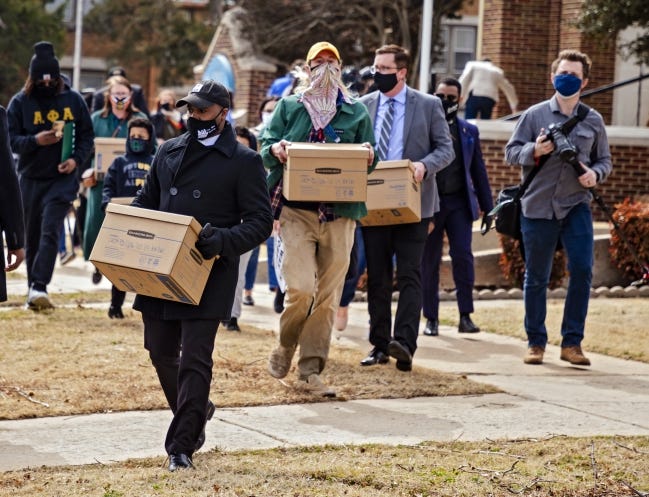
[434,93,458,102]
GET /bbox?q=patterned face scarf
[300,63,350,131]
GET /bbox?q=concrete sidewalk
[1,259,649,472]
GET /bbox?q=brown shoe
[523,346,545,364]
[560,346,591,366]
[268,344,296,379]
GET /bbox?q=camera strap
[515,102,591,201]
[560,102,591,136]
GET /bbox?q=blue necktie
[377,98,394,161]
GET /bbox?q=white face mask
[261,111,273,127]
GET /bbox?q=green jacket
[260,94,377,220]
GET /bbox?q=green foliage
[498,235,566,289]
[578,0,649,64]
[0,0,65,106]
[609,198,649,283]
[84,0,213,86]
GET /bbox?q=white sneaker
[334,306,348,331]
[299,374,336,397]
[27,287,54,310]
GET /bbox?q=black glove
[480,212,492,236]
[195,222,223,260]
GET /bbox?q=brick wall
[478,123,649,222]
[481,0,616,123]
[200,19,276,130]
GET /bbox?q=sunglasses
[434,93,458,103]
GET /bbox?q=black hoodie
[7,81,94,180]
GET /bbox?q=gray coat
[360,87,454,217]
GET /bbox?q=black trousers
[143,314,219,456]
[361,218,429,356]
[19,175,77,290]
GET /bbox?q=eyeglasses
[370,65,399,75]
[110,92,131,99]
[434,93,458,103]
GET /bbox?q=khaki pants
[278,206,355,378]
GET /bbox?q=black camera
[545,122,578,164]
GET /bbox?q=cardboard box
[283,143,369,202]
[89,204,214,305]
[94,137,126,180]
[360,160,421,226]
[109,197,135,205]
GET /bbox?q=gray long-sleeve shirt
[505,95,612,220]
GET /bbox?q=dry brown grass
[447,298,649,362]
[0,296,496,420]
[1,436,647,496]
[2,292,649,496]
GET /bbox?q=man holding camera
[505,50,612,366]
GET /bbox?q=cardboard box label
[283,142,369,202]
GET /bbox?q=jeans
[244,245,260,291]
[340,224,366,307]
[521,202,593,349]
[464,93,495,120]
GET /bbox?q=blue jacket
[456,117,493,219]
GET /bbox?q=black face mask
[187,117,219,140]
[441,99,459,121]
[373,72,398,93]
[34,85,57,99]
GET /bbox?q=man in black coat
[132,80,273,472]
[0,105,25,302]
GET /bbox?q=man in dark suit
[0,104,25,302]
[421,77,494,337]
[359,44,454,372]
[132,80,273,471]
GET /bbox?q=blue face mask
[553,73,582,98]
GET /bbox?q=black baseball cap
[176,80,231,109]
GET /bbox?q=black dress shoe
[387,340,412,372]
[108,305,124,319]
[273,290,285,314]
[195,400,216,451]
[169,453,193,471]
[458,315,480,333]
[360,347,389,366]
[423,319,438,336]
[226,317,241,332]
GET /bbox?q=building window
[432,21,477,78]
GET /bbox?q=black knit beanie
[29,41,60,81]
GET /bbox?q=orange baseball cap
[306,41,341,63]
